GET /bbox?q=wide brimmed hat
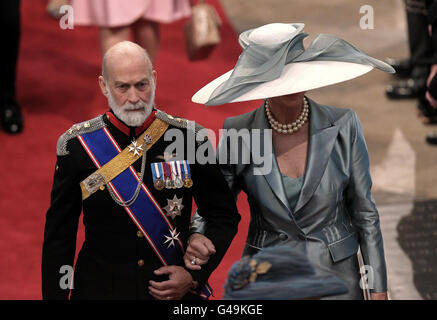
[192,23,395,106]
[223,245,349,300]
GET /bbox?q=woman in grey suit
[185,23,394,300]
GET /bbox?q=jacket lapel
[250,103,293,214]
[294,98,339,214]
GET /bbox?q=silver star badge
[163,195,184,219]
[164,228,180,248]
[128,140,143,157]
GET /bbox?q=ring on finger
[190,257,197,265]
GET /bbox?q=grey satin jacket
[191,98,387,298]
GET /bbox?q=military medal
[169,162,177,189]
[151,162,164,191]
[164,162,174,189]
[181,160,193,188]
[163,195,184,220]
[183,176,193,188]
[172,161,184,189]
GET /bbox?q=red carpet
[0,0,259,299]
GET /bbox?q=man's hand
[148,266,195,300]
[370,292,388,300]
[184,233,216,271]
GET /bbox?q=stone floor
[220,0,437,300]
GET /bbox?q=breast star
[163,195,184,219]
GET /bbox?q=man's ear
[152,70,157,86]
[98,75,108,97]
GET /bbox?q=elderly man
[41,41,240,300]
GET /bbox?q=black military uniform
[42,109,240,300]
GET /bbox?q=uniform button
[137,259,144,267]
[137,230,143,238]
[298,234,306,240]
[278,233,288,241]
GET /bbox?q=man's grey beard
[107,85,155,127]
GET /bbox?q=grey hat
[192,23,395,106]
[223,245,349,300]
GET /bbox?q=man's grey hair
[101,42,154,81]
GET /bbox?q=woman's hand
[370,292,388,300]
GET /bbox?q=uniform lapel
[294,98,339,214]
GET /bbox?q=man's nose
[127,87,140,104]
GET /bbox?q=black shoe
[0,94,23,134]
[385,58,413,78]
[386,78,426,99]
[426,131,437,145]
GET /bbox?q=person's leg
[403,1,437,144]
[386,0,433,99]
[406,0,434,71]
[133,19,160,64]
[0,0,23,134]
[99,26,131,55]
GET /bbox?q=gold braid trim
[80,118,169,200]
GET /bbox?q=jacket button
[298,234,306,240]
[137,259,144,267]
[137,231,143,238]
[279,233,288,241]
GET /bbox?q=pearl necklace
[265,97,309,134]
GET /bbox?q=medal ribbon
[163,162,169,181]
[182,160,191,179]
[167,162,174,183]
[176,161,182,179]
[151,163,158,183]
[170,161,177,181]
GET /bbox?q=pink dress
[71,0,191,27]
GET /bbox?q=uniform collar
[105,109,156,137]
